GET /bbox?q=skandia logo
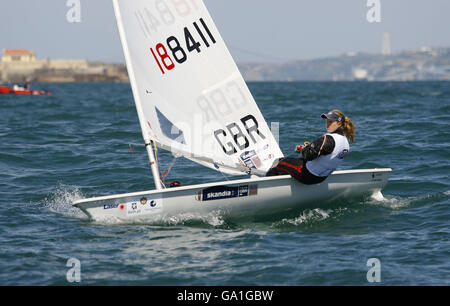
[207,191,231,199]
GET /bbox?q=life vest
[306,133,350,177]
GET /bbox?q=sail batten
[113,0,284,175]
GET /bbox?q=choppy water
[0,81,449,285]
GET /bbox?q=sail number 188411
[150,18,216,74]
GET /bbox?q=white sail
[113,0,283,175]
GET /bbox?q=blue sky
[0,0,449,63]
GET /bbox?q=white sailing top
[306,133,350,177]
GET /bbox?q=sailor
[266,110,355,184]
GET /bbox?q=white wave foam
[165,210,226,227]
[92,209,227,228]
[365,191,416,210]
[369,190,408,209]
[279,208,334,226]
[43,185,87,219]
[370,190,386,201]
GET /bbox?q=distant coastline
[238,47,450,82]
[1,47,449,83]
[0,49,129,83]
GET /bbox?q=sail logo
[155,107,186,144]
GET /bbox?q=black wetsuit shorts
[266,157,327,185]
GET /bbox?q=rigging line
[161,156,178,181]
[128,143,144,153]
[129,142,145,147]
[159,178,166,188]
[218,169,230,182]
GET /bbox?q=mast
[112,0,163,190]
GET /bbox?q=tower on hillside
[382,32,391,55]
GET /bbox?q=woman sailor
[266,110,354,184]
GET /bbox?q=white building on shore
[0,49,127,82]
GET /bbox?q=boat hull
[73,168,392,222]
[0,86,51,95]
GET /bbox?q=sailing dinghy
[73,0,391,222]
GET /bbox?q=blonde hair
[332,109,355,142]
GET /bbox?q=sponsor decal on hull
[125,195,163,217]
[103,203,120,210]
[196,184,258,201]
[371,172,383,182]
[103,203,126,210]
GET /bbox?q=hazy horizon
[1,0,449,64]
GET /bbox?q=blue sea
[0,81,449,286]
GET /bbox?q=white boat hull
[73,168,392,222]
